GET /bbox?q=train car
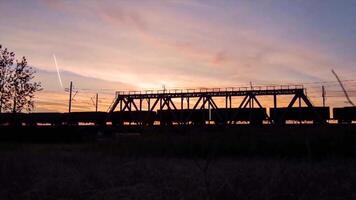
[157,108,267,125]
[157,109,206,125]
[110,111,156,126]
[333,107,356,124]
[0,113,27,126]
[270,107,330,125]
[64,112,108,126]
[4,107,356,127]
[225,108,267,125]
[26,112,64,126]
[205,108,267,125]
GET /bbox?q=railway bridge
[2,85,353,126]
[109,85,312,112]
[108,85,328,125]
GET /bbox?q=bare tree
[10,56,42,113]
[0,45,14,113]
[1,44,42,113]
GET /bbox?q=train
[0,106,355,126]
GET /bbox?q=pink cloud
[96,5,148,31]
[41,0,69,11]
[35,0,343,89]
[89,2,232,67]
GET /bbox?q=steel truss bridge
[109,85,312,113]
[1,85,348,127]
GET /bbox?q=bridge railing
[115,85,304,96]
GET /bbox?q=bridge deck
[115,85,304,99]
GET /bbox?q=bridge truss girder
[108,87,314,125]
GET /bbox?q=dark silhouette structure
[1,85,356,127]
[109,85,311,112]
[108,85,329,125]
[4,86,356,126]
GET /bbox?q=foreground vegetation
[0,142,355,200]
[0,126,355,199]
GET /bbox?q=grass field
[0,126,356,199]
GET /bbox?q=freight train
[0,106,355,126]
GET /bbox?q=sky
[1,0,356,112]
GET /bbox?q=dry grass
[0,143,355,200]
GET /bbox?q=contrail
[53,54,63,89]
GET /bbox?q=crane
[331,69,355,106]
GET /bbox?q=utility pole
[162,84,166,93]
[95,93,98,112]
[249,82,253,108]
[322,85,326,107]
[90,93,99,112]
[69,81,73,113]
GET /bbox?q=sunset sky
[1,0,356,112]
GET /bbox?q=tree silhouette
[0,45,14,113]
[0,45,42,113]
[11,57,42,113]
